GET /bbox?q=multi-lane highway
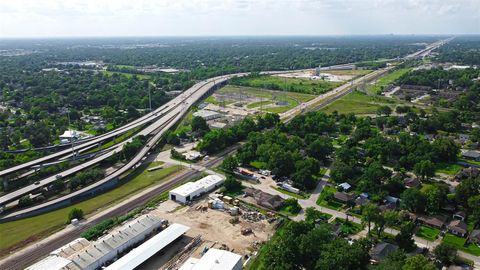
[0,37,452,219]
[0,75,235,219]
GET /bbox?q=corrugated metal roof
[105,223,190,270]
[25,255,72,270]
[170,175,223,197]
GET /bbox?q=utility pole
[67,108,75,161]
[149,87,152,112]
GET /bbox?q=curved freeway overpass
[0,37,453,221]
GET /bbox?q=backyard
[415,225,440,241]
[443,233,480,256]
[316,185,343,210]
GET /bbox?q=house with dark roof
[333,192,355,203]
[244,187,284,210]
[404,177,421,188]
[370,242,399,263]
[454,167,480,182]
[355,196,370,207]
[448,220,468,237]
[416,215,447,229]
[468,229,480,245]
[453,211,466,221]
[462,150,480,161]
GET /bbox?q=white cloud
[0,0,478,37]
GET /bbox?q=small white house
[338,182,351,191]
[169,175,224,203]
[59,130,80,142]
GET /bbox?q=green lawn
[443,233,480,256]
[101,71,151,80]
[459,158,480,166]
[367,68,411,95]
[232,75,342,95]
[320,90,402,115]
[272,186,309,199]
[326,69,373,77]
[278,205,301,216]
[316,185,343,210]
[246,101,273,109]
[0,163,183,254]
[416,225,440,241]
[436,162,462,175]
[249,161,267,169]
[334,217,364,235]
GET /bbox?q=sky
[0,0,479,38]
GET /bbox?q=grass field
[316,185,343,210]
[443,233,480,256]
[246,101,273,109]
[436,162,463,176]
[416,225,440,241]
[232,75,342,95]
[101,70,151,80]
[367,68,411,95]
[0,163,182,254]
[326,69,372,76]
[320,90,401,115]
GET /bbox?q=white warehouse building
[193,110,222,121]
[169,175,224,203]
[179,248,243,270]
[26,215,164,270]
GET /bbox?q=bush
[18,195,33,207]
[68,208,84,222]
[224,176,243,193]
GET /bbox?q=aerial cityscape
[0,0,479,270]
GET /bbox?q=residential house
[244,188,284,210]
[333,192,355,204]
[454,167,480,182]
[452,211,466,221]
[462,150,480,162]
[415,215,447,229]
[468,230,480,245]
[404,177,421,188]
[448,220,468,237]
[370,243,399,263]
[338,182,351,192]
[355,196,370,207]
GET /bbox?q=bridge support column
[2,177,7,191]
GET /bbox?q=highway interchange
[0,37,455,269]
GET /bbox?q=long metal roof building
[105,223,190,270]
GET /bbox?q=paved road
[0,147,237,270]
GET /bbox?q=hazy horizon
[0,0,479,38]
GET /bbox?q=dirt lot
[141,198,276,269]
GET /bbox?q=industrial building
[26,214,164,270]
[179,248,242,270]
[105,223,190,270]
[169,175,224,203]
[193,109,223,121]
